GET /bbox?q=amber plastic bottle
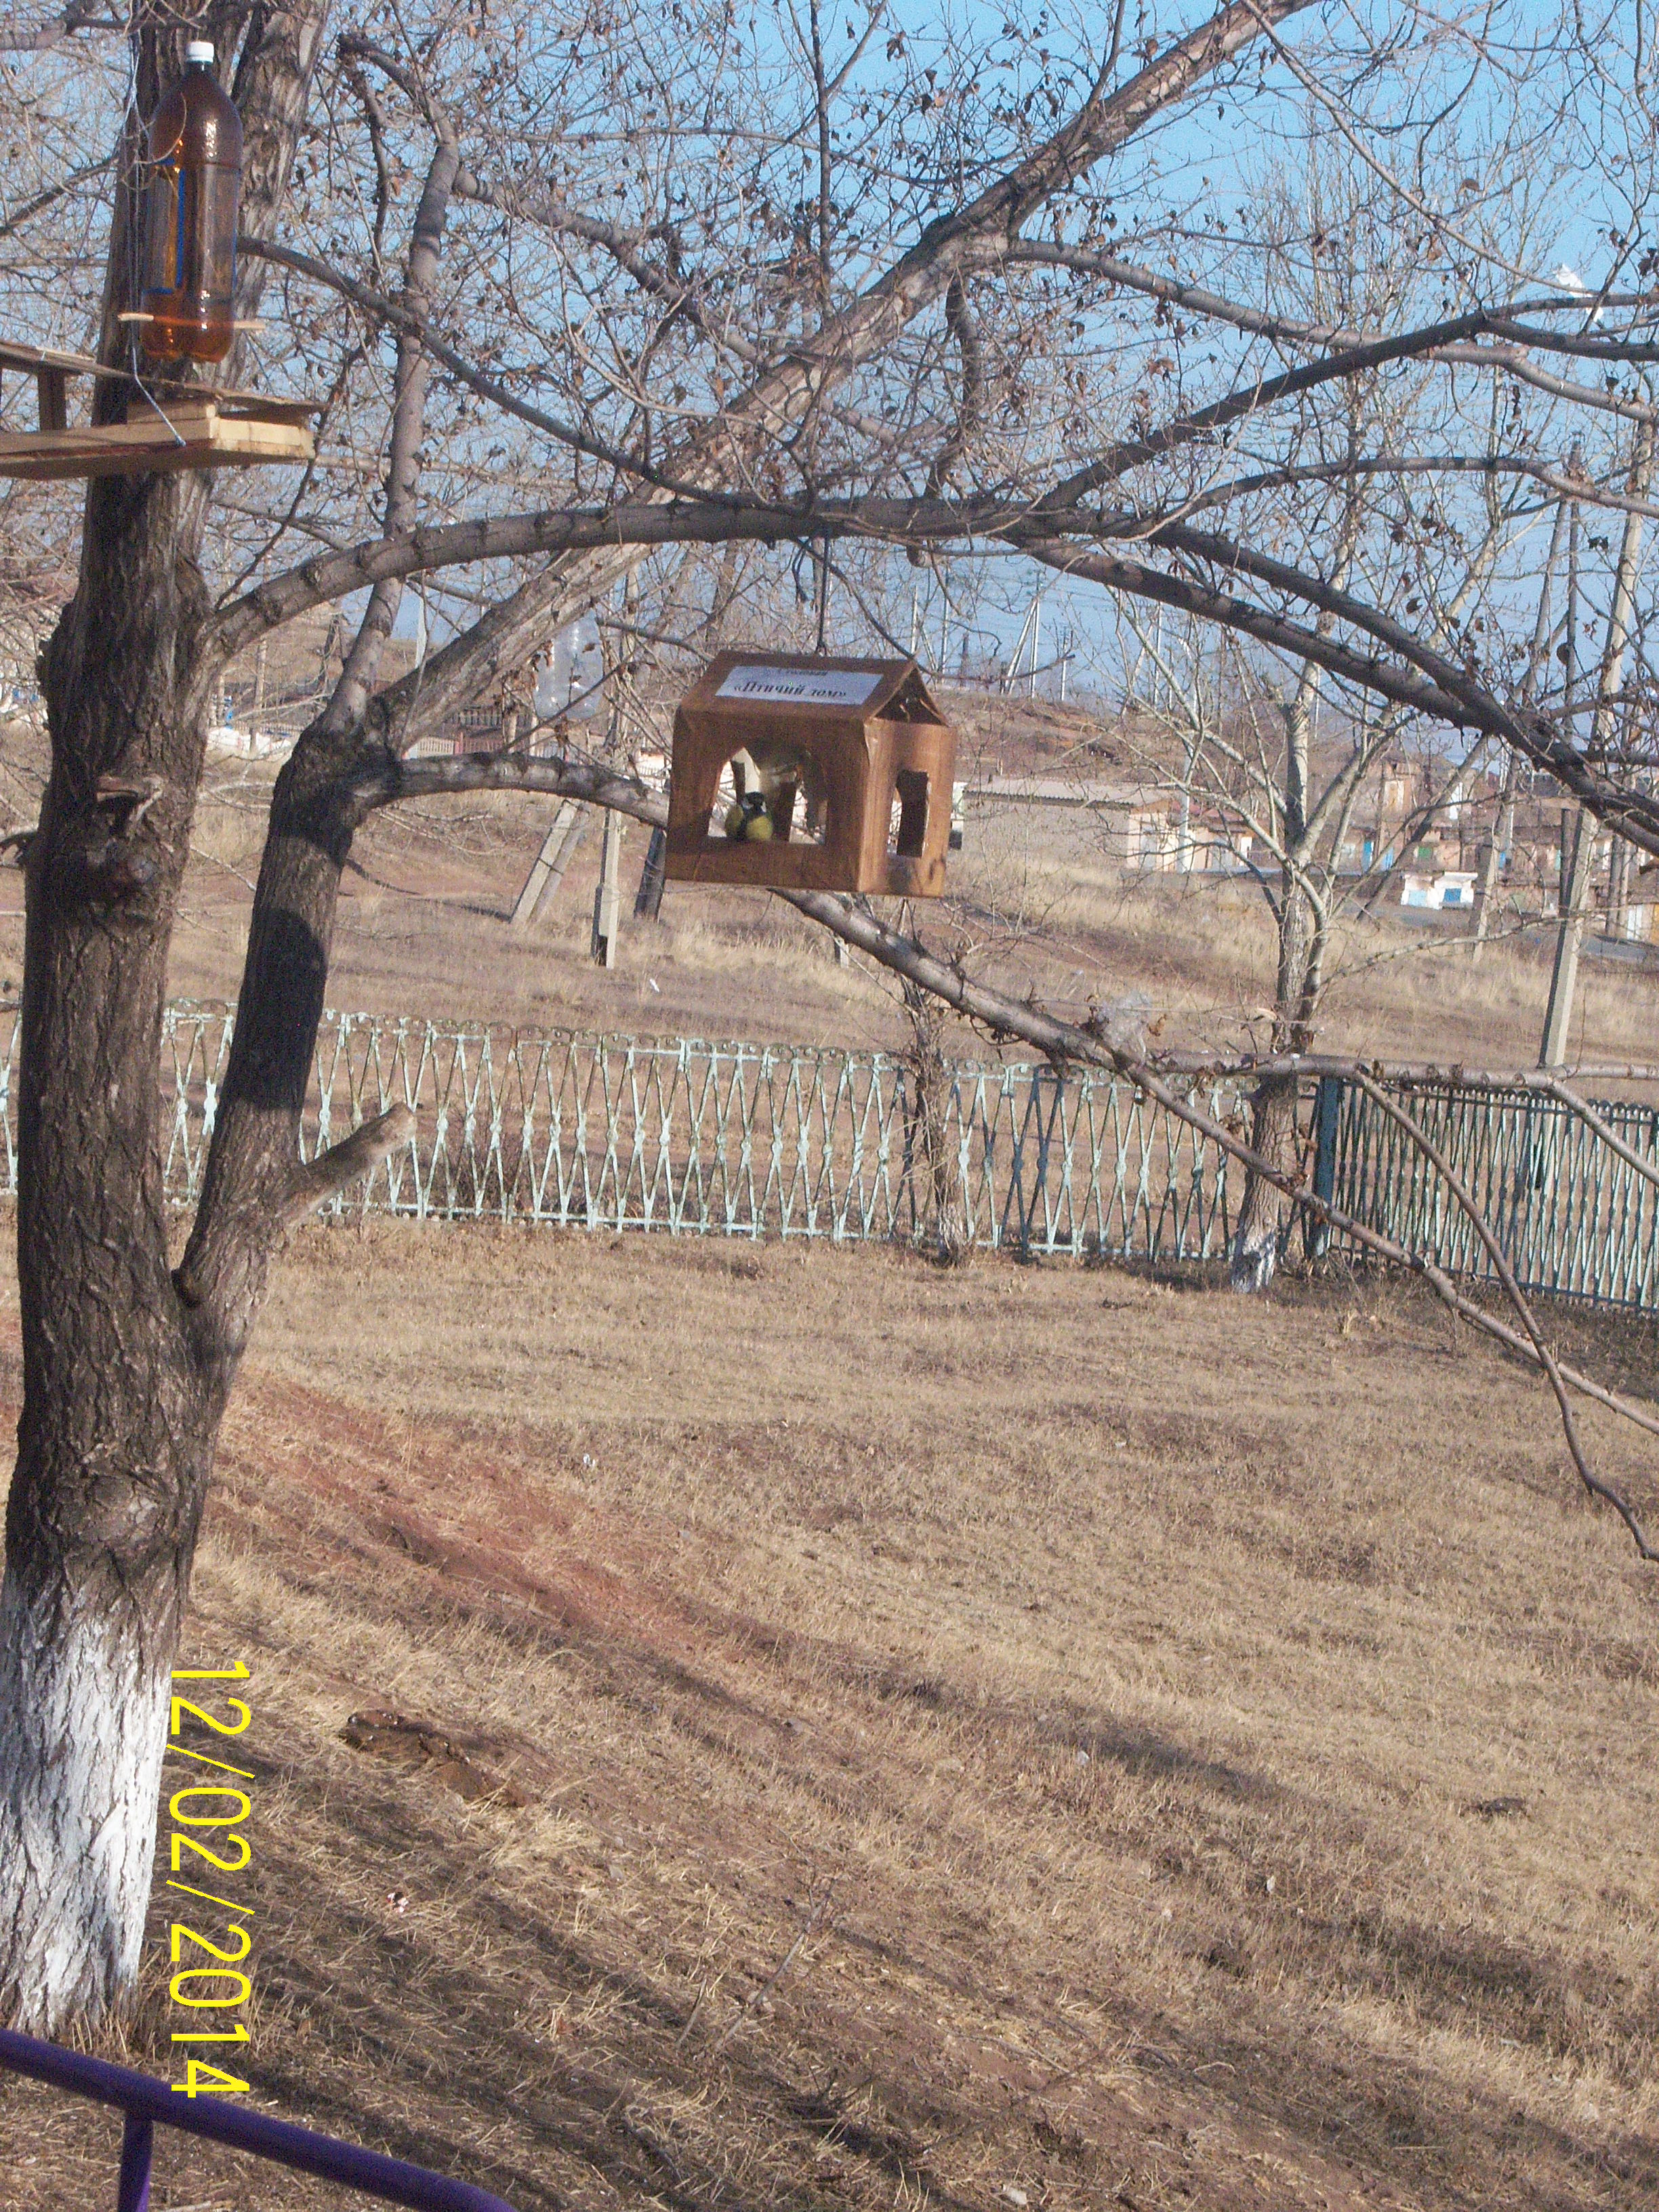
[140,41,243,365]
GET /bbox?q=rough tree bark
[0,0,327,2032]
[0,458,220,2028]
[1228,668,1325,1292]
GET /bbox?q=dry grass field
[3,696,1656,1074]
[176,765,1659,1073]
[3,1225,1657,2211]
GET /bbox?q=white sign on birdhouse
[714,663,884,708]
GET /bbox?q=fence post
[592,811,623,966]
[116,2110,152,2212]
[1307,1075,1342,1259]
[634,824,667,919]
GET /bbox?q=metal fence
[1315,1073,1659,1311]
[0,2024,517,2211]
[1,1007,1654,1305]
[150,1006,1246,1261]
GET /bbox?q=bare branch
[1041,529,1659,858]
[239,233,689,490]
[279,1103,418,1231]
[1009,243,1659,365]
[0,3,121,52]
[1349,1072,1654,1560]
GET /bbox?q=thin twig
[1350,1073,1654,1558]
[1536,1077,1659,1197]
[710,1882,838,2053]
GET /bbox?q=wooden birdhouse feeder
[0,337,316,482]
[665,651,958,896]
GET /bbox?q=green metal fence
[2,1008,1653,1305]
[1317,1074,1659,1311]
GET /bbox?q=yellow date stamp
[161,1659,255,2097]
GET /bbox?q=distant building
[964,773,1252,872]
[405,704,573,760]
[1400,869,1478,912]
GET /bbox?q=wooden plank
[0,412,314,483]
[0,335,321,426]
[634,824,668,919]
[35,369,67,432]
[210,391,323,422]
[0,335,103,379]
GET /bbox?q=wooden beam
[0,335,104,380]
[0,397,314,483]
[35,369,67,433]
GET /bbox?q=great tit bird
[724,790,775,842]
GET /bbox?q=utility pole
[1475,499,1568,958]
[592,807,623,966]
[510,801,589,927]
[1541,425,1654,1063]
[589,563,637,966]
[1541,497,1588,1065]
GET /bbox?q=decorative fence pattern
[0,1007,1654,1306]
[1315,1074,1659,1311]
[146,1006,1246,1263]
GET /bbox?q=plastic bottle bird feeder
[138,39,243,365]
[0,43,314,482]
[665,651,958,895]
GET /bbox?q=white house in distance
[963,773,1253,872]
[1399,869,1479,912]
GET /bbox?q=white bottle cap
[186,38,215,62]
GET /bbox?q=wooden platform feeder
[0,335,316,481]
[665,651,958,896]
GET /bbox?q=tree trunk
[0,467,220,2031]
[0,3,327,2030]
[1229,878,1316,1293]
[1231,659,1324,1294]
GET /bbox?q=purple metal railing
[0,2026,520,2210]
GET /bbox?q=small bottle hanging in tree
[140,40,243,365]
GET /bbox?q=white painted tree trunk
[0,1569,170,2031]
[1229,1065,1301,1292]
[1229,1185,1286,1293]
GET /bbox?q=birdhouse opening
[888,768,930,859]
[708,743,833,849]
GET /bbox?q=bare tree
[0,0,1334,2032]
[6,0,1659,2036]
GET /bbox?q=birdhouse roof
[680,649,945,726]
